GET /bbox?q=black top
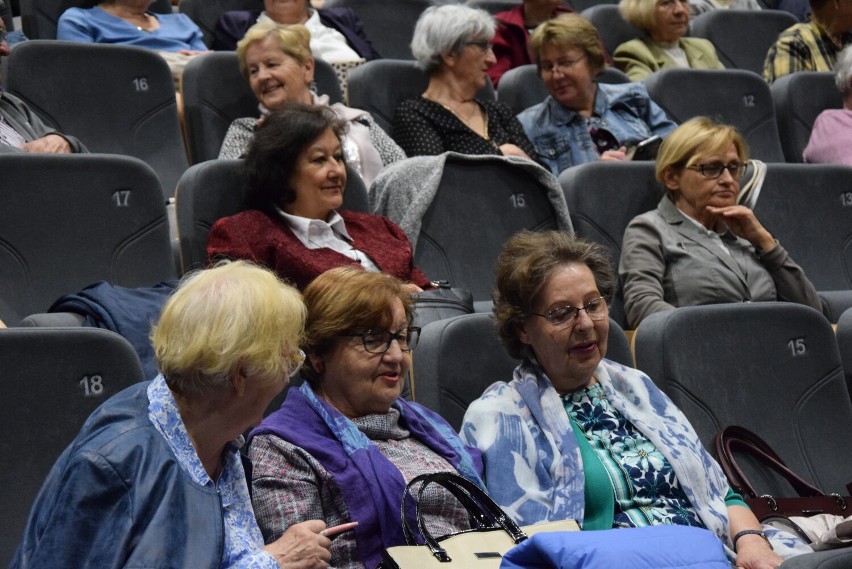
[392,97,536,158]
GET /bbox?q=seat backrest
[348,59,496,133]
[497,64,630,115]
[690,9,797,75]
[835,307,852,400]
[0,327,144,565]
[572,0,620,12]
[643,68,785,162]
[181,51,343,165]
[19,0,171,39]
[413,156,558,305]
[771,71,842,163]
[322,0,432,60]
[178,0,264,48]
[6,40,188,199]
[1,0,14,31]
[581,4,644,56]
[559,161,662,328]
[175,159,370,273]
[414,313,632,429]
[751,163,852,291]
[633,302,852,496]
[0,153,177,325]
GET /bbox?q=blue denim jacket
[518,82,677,176]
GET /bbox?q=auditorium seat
[6,41,188,199]
[771,71,842,163]
[581,4,643,57]
[0,327,144,565]
[690,9,797,75]
[643,68,786,162]
[0,153,177,326]
[181,51,343,164]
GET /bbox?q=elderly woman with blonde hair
[12,261,335,569]
[614,0,724,81]
[218,20,404,186]
[248,266,484,569]
[619,117,821,327]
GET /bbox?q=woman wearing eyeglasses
[517,14,676,176]
[392,4,534,159]
[248,267,485,569]
[619,117,821,328]
[461,230,811,567]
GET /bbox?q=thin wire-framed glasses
[539,55,587,76]
[342,327,421,354]
[287,349,307,378]
[464,40,493,52]
[686,161,746,180]
[528,296,608,329]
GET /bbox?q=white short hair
[410,4,495,74]
[836,45,852,95]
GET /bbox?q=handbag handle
[399,472,527,562]
[714,426,823,499]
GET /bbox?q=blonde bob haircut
[237,21,313,81]
[494,230,616,360]
[302,267,415,378]
[529,14,606,77]
[655,116,749,184]
[618,0,660,34]
[152,260,306,397]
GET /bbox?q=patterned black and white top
[392,97,535,158]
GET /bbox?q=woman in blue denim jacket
[517,14,676,176]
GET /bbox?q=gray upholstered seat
[322,0,431,60]
[771,71,842,163]
[581,3,643,56]
[0,153,176,325]
[0,328,144,565]
[177,0,264,48]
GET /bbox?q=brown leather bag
[714,426,851,520]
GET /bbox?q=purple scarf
[249,382,484,569]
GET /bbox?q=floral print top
[563,382,705,528]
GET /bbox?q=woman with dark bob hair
[248,267,484,569]
[206,102,432,292]
[461,230,811,567]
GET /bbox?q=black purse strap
[399,472,527,562]
[714,426,824,499]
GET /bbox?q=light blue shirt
[147,375,278,569]
[58,6,207,52]
[517,82,676,176]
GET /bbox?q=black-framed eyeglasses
[686,161,746,180]
[528,296,608,329]
[464,39,493,52]
[342,327,421,354]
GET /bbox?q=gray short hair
[410,4,496,74]
[836,45,852,95]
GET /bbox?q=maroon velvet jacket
[206,209,432,291]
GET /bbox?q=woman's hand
[734,535,784,569]
[599,146,628,161]
[401,283,424,294]
[21,134,72,154]
[705,205,776,252]
[499,143,531,160]
[263,519,333,569]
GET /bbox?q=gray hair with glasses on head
[410,4,496,75]
[836,45,852,102]
[493,230,617,359]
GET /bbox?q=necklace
[102,5,157,32]
[431,98,490,141]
